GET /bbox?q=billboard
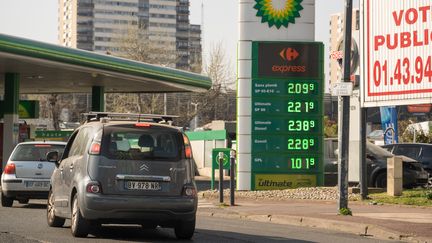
[362,0,432,107]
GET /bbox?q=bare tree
[194,42,236,125]
[106,26,178,114]
[113,27,177,67]
[48,94,60,130]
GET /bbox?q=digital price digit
[290,157,316,169]
[287,101,316,113]
[288,120,316,132]
[287,138,315,150]
[287,83,316,94]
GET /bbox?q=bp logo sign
[216,153,230,167]
[254,0,304,29]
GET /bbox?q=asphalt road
[0,200,395,243]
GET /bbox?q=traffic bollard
[230,150,235,206]
[218,152,224,204]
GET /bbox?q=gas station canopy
[0,33,211,94]
[0,33,212,166]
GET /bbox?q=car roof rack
[82,112,179,124]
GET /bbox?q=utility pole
[338,0,353,211]
[360,107,368,200]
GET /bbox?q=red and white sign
[362,0,432,107]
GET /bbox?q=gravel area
[199,187,361,201]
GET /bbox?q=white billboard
[361,0,432,107]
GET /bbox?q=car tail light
[34,144,52,148]
[182,185,197,198]
[135,123,151,127]
[86,182,102,194]
[183,134,192,159]
[4,163,16,175]
[89,142,101,155]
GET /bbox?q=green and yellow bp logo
[254,0,304,29]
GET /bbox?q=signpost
[35,130,73,141]
[251,41,324,190]
[211,148,231,190]
[362,0,432,107]
[0,100,39,119]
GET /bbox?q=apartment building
[59,0,201,71]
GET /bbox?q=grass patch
[339,207,353,216]
[218,203,229,208]
[367,189,432,206]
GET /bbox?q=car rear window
[420,146,432,161]
[102,126,182,161]
[10,144,66,161]
[394,145,420,160]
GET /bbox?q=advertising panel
[362,0,432,107]
[379,106,398,144]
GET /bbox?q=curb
[197,209,429,242]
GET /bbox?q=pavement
[195,177,432,243]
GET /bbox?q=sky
[0,0,360,75]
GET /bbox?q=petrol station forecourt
[0,33,211,168]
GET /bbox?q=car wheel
[47,189,65,227]
[18,199,29,204]
[1,192,14,207]
[374,172,387,188]
[71,194,90,237]
[174,219,195,240]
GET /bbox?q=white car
[1,141,66,207]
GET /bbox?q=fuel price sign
[251,41,324,190]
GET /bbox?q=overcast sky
[0,0,360,73]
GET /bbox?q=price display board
[251,42,324,190]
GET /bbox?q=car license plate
[126,181,161,191]
[26,181,50,188]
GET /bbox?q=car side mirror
[46,151,60,165]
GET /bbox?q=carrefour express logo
[254,0,304,29]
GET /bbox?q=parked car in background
[1,141,66,207]
[382,143,432,175]
[47,113,197,239]
[367,129,384,145]
[324,138,429,188]
[324,138,338,186]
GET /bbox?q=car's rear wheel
[71,194,90,237]
[374,172,387,188]
[1,192,14,207]
[174,219,195,239]
[47,189,65,227]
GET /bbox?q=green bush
[425,191,432,200]
[339,207,352,216]
[399,120,432,143]
[324,116,338,138]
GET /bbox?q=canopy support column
[2,73,20,169]
[91,86,104,112]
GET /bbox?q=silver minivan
[1,141,66,207]
[47,113,197,239]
